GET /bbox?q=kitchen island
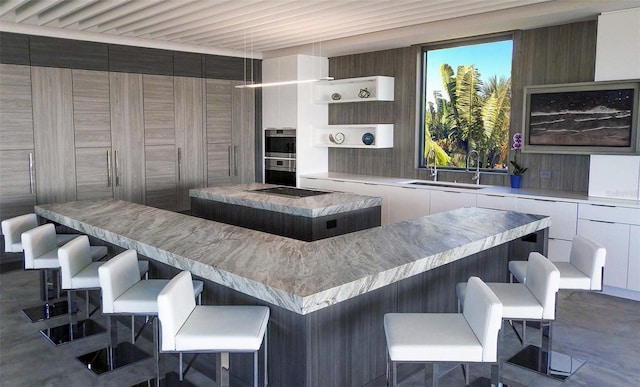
[36,199,549,386]
[190,183,383,241]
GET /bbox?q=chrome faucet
[466,150,480,184]
[425,148,438,181]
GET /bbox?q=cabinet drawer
[578,203,640,225]
[578,219,630,289]
[548,238,573,262]
[476,194,517,211]
[516,198,577,240]
[430,190,476,215]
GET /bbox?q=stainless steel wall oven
[264,129,296,186]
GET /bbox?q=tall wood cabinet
[73,69,113,201]
[110,72,146,204]
[174,77,206,211]
[143,74,176,210]
[205,79,255,186]
[0,64,36,220]
[0,62,256,223]
[31,66,77,204]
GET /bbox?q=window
[420,36,513,172]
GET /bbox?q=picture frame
[522,80,640,154]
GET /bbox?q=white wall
[595,8,640,81]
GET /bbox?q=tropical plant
[424,64,511,170]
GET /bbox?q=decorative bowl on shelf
[362,132,375,145]
[330,93,342,100]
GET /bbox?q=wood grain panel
[75,147,113,201]
[174,51,203,78]
[143,74,175,146]
[30,36,108,71]
[110,72,145,204]
[509,21,596,192]
[0,32,30,65]
[72,69,111,148]
[206,79,233,144]
[0,64,34,150]
[0,150,36,221]
[207,143,231,184]
[232,81,256,183]
[175,76,205,211]
[145,145,177,211]
[109,45,173,75]
[31,66,77,204]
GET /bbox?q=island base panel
[191,197,381,241]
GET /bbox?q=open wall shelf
[312,76,394,103]
[313,124,394,148]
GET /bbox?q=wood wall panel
[0,150,36,220]
[0,64,34,150]
[326,22,596,193]
[175,76,205,210]
[232,82,256,183]
[110,72,145,203]
[145,145,177,211]
[108,45,173,75]
[30,36,108,70]
[143,75,175,146]
[75,147,113,201]
[206,79,233,144]
[0,32,29,65]
[72,70,111,148]
[31,66,77,204]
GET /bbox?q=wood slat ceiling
[1,0,638,57]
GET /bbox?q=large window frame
[419,33,513,173]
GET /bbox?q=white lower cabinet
[547,238,573,263]
[628,225,640,291]
[476,194,517,211]
[515,198,577,240]
[387,186,430,224]
[578,219,630,289]
[430,190,476,214]
[338,181,390,225]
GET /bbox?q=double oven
[264,128,296,186]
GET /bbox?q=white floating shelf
[312,76,394,103]
[313,124,394,148]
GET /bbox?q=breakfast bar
[35,199,549,386]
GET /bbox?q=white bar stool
[2,213,76,253]
[80,249,202,378]
[158,271,270,387]
[20,223,107,322]
[384,276,503,387]
[457,252,561,381]
[509,235,606,291]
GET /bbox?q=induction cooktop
[251,186,330,198]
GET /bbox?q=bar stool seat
[158,271,269,386]
[20,223,107,322]
[384,276,503,386]
[509,235,606,290]
[2,213,76,253]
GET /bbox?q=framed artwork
[522,80,640,154]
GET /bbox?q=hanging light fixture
[235,31,332,88]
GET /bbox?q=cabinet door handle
[233,145,238,177]
[114,150,120,187]
[107,150,112,187]
[177,147,182,182]
[28,152,34,194]
[228,145,232,177]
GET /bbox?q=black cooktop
[251,186,331,198]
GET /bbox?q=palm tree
[424,64,511,169]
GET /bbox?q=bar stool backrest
[462,276,503,362]
[570,235,606,291]
[98,249,141,313]
[22,223,57,269]
[157,271,197,351]
[525,252,560,320]
[58,236,92,290]
[2,213,38,253]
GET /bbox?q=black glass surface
[22,300,77,323]
[508,345,586,381]
[40,319,106,345]
[251,186,330,198]
[77,342,150,375]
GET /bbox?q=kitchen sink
[402,181,487,190]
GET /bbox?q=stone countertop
[189,183,383,217]
[36,199,549,315]
[301,172,640,208]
